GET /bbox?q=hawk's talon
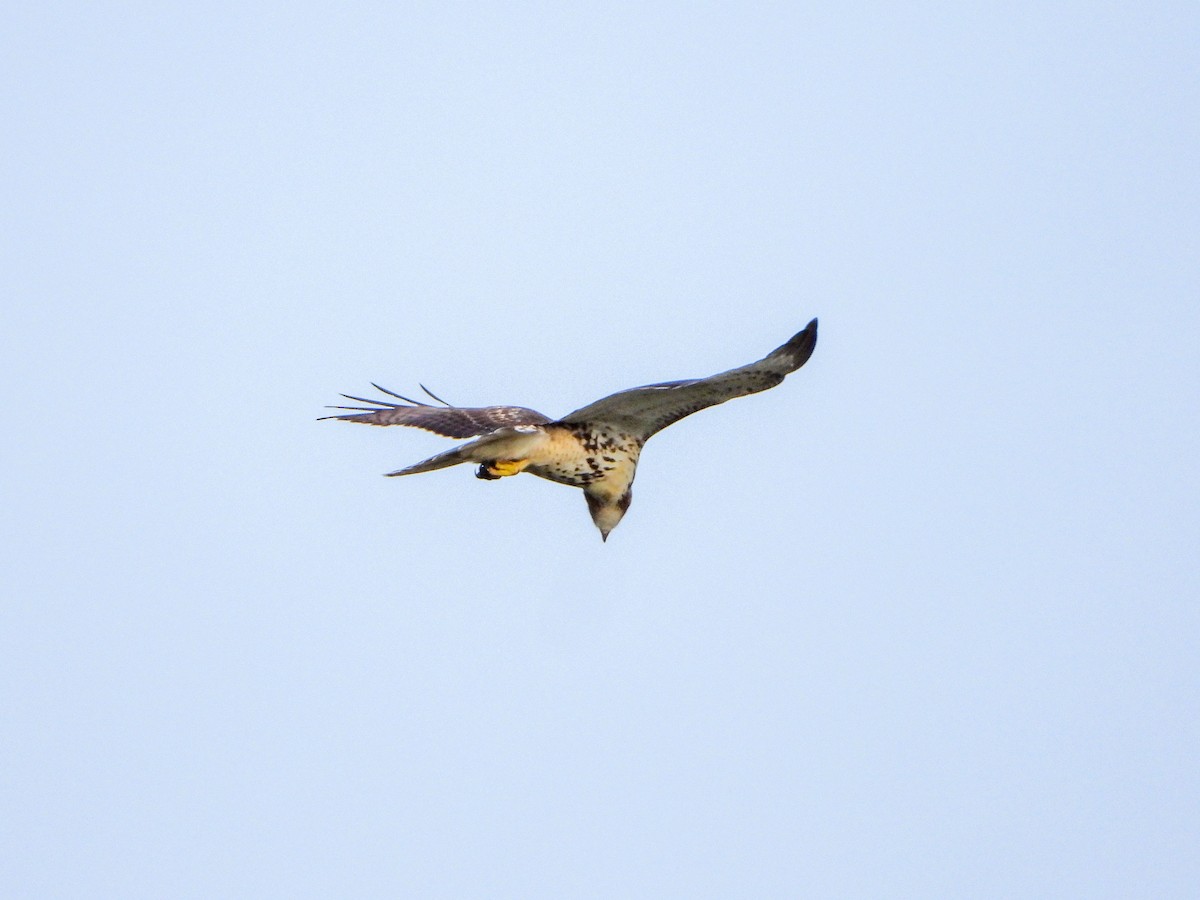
[477,459,529,479]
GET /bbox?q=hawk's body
[533,423,643,492]
[324,319,817,540]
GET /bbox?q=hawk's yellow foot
[477,458,530,479]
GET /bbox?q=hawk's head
[585,489,633,542]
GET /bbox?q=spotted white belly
[526,424,642,499]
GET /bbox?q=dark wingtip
[775,317,818,370]
[370,384,428,406]
[419,383,453,406]
[318,408,380,423]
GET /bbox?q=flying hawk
[324,318,818,540]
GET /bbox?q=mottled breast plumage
[525,423,642,491]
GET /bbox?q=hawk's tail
[383,426,551,478]
[385,447,467,477]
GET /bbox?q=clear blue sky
[3,2,1198,897]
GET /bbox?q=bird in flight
[324,318,818,540]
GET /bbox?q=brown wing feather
[560,318,817,439]
[321,384,552,438]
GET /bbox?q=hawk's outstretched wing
[561,318,817,439]
[321,384,552,439]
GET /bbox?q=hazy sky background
[3,2,1198,897]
